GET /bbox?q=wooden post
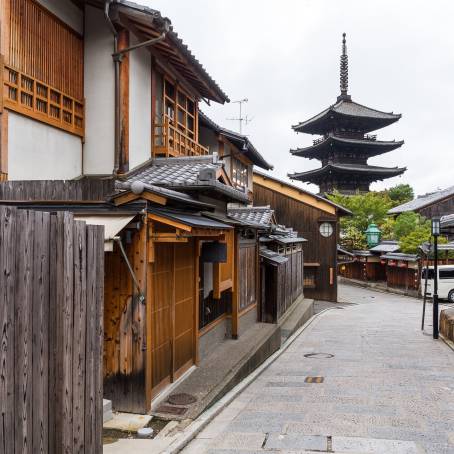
[232,232,239,339]
[118,29,130,174]
[0,0,11,178]
[193,239,200,365]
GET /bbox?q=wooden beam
[118,28,130,174]
[148,214,192,232]
[151,233,188,243]
[113,191,167,207]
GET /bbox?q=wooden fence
[0,206,104,454]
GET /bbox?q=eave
[88,0,229,103]
[290,136,404,160]
[292,99,402,135]
[289,163,407,183]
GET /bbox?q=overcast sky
[146,0,454,196]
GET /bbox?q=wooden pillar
[232,232,239,339]
[118,29,129,174]
[193,239,200,365]
[151,63,157,158]
[0,0,10,179]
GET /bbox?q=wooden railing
[153,116,209,158]
[3,65,84,137]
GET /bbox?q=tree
[387,184,414,206]
[341,225,368,251]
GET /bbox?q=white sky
[144,0,454,196]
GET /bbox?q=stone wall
[440,309,454,342]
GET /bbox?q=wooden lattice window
[4,0,84,136]
[163,79,196,140]
[232,158,248,189]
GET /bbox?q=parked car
[422,266,454,302]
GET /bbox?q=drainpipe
[104,0,169,175]
[104,0,121,175]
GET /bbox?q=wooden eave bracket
[113,191,168,207]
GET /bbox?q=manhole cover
[303,353,334,359]
[305,376,324,383]
[155,405,188,416]
[168,393,197,406]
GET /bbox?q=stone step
[103,399,113,423]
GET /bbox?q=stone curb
[161,307,333,454]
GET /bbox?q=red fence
[0,206,104,454]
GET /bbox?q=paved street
[182,285,454,454]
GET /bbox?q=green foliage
[393,212,430,240]
[328,184,429,254]
[328,190,393,233]
[341,225,367,251]
[387,184,414,206]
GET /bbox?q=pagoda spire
[339,33,350,100]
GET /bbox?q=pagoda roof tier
[292,98,402,135]
[290,135,404,160]
[288,163,407,183]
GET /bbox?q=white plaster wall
[129,34,152,170]
[8,112,82,180]
[83,5,115,176]
[36,0,83,34]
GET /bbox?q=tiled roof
[289,163,407,181]
[380,252,419,262]
[388,186,454,215]
[228,206,274,228]
[369,241,400,253]
[198,111,273,170]
[114,1,229,103]
[113,180,215,210]
[293,98,401,134]
[123,155,249,203]
[290,135,404,160]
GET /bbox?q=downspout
[104,0,169,175]
[104,0,121,175]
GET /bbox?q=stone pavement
[182,284,454,454]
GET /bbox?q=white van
[421,266,454,302]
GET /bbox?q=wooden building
[253,172,351,302]
[0,0,229,181]
[380,253,420,294]
[228,206,306,323]
[288,33,405,195]
[0,0,278,415]
[389,186,454,220]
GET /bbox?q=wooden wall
[0,206,104,454]
[0,178,116,201]
[238,239,258,312]
[104,226,147,413]
[419,196,454,220]
[254,183,338,302]
[9,0,84,100]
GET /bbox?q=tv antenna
[227,98,253,135]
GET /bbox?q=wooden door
[150,241,195,397]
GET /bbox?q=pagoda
[289,33,406,195]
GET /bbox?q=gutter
[104,0,170,176]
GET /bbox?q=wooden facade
[253,173,347,302]
[260,244,304,323]
[102,205,239,412]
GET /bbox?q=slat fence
[0,206,104,454]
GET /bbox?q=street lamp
[432,217,441,339]
[365,223,381,248]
